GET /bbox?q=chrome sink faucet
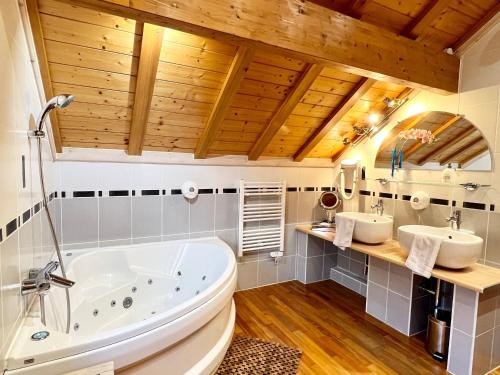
[446,209,462,230]
[21,261,75,325]
[371,198,384,216]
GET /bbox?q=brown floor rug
[216,335,302,374]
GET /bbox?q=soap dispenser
[442,164,454,184]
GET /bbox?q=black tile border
[321,187,332,192]
[141,189,160,196]
[73,191,95,198]
[223,188,238,194]
[171,189,182,195]
[304,187,315,192]
[109,190,129,197]
[402,195,411,201]
[379,192,393,199]
[430,198,449,206]
[6,218,17,237]
[463,201,486,211]
[360,190,371,196]
[22,209,31,224]
[198,188,213,194]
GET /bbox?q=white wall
[0,0,60,366]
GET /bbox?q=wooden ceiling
[376,111,490,166]
[27,0,498,161]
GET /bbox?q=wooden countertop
[296,225,500,293]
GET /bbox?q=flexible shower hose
[37,137,71,334]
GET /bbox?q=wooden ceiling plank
[248,63,324,160]
[26,0,63,152]
[416,126,476,165]
[439,136,485,165]
[127,23,164,155]
[293,77,376,162]
[401,0,454,39]
[61,0,459,93]
[452,3,500,53]
[194,46,254,159]
[404,114,462,158]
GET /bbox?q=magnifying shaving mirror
[313,191,341,230]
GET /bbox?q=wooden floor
[234,280,447,375]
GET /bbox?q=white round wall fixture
[182,181,199,200]
[410,191,430,210]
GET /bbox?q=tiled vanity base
[367,256,500,375]
[448,285,500,375]
[366,256,432,336]
[330,246,368,297]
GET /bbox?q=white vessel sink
[336,212,393,244]
[398,225,483,269]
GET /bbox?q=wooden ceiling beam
[195,46,254,159]
[127,23,164,155]
[439,136,485,165]
[404,114,462,159]
[294,77,375,162]
[248,63,324,160]
[417,126,476,165]
[401,0,453,39]
[26,0,63,153]
[459,146,489,165]
[60,0,459,93]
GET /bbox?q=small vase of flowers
[391,129,436,176]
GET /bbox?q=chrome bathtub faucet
[445,210,462,230]
[371,198,384,216]
[21,261,75,326]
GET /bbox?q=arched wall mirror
[374,111,493,171]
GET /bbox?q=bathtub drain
[31,331,49,341]
[123,297,133,309]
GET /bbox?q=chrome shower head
[31,94,74,137]
[54,94,74,109]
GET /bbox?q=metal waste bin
[426,309,451,361]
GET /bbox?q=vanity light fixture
[383,97,405,108]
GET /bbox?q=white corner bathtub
[5,237,237,375]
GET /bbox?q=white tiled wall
[0,0,60,368]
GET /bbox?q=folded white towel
[333,215,355,251]
[405,234,442,278]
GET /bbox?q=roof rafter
[26,0,63,152]
[59,0,459,93]
[248,63,324,160]
[417,126,476,165]
[401,0,454,39]
[404,114,462,159]
[128,23,164,155]
[195,46,254,159]
[294,77,376,162]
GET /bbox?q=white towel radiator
[238,180,286,257]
